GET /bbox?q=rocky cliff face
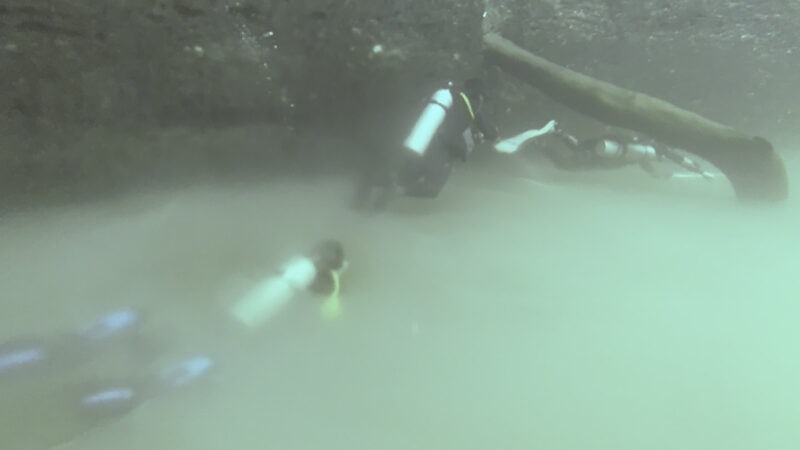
[1,0,485,203]
[1,0,797,204]
[485,0,800,133]
[1,0,484,130]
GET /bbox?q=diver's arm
[551,126,581,150]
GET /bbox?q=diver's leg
[351,168,378,210]
[399,151,453,198]
[351,151,398,211]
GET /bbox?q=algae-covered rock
[0,0,485,131]
[0,0,797,205]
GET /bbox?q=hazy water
[1,148,799,450]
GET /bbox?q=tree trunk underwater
[483,33,789,202]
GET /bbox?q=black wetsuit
[354,86,497,209]
[544,131,672,178]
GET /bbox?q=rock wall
[484,0,800,134]
[1,0,798,205]
[1,0,485,130]
[0,0,484,205]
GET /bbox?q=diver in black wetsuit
[545,124,713,180]
[354,78,499,210]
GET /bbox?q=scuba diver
[0,237,347,449]
[545,124,715,180]
[229,239,348,328]
[354,78,499,210]
[495,120,713,180]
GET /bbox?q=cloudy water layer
[0,145,798,450]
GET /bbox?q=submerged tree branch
[483,32,788,202]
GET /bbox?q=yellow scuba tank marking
[320,270,342,320]
[459,92,475,121]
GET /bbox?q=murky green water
[1,150,798,450]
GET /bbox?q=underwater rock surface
[1,0,797,203]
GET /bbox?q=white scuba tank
[594,139,657,163]
[229,256,319,329]
[229,240,346,329]
[403,88,454,155]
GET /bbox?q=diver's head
[309,239,346,272]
